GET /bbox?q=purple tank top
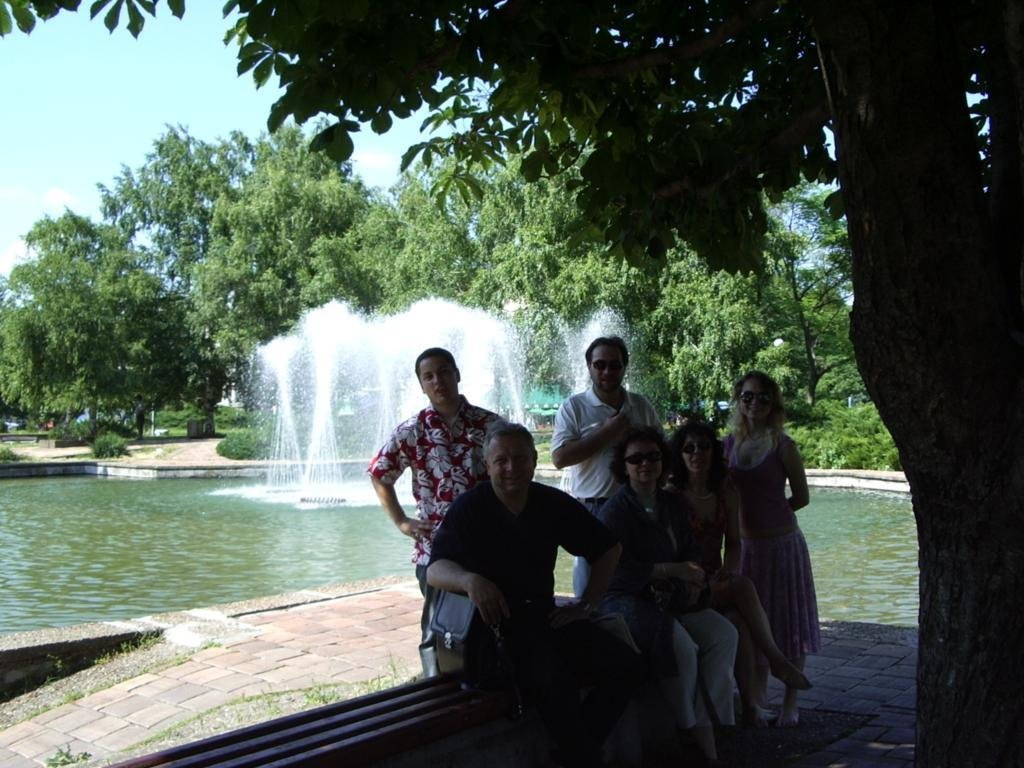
[724,433,797,533]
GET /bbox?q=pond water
[0,478,917,635]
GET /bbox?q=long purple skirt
[740,528,821,660]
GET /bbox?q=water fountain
[255,299,528,506]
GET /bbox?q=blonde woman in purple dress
[723,371,820,727]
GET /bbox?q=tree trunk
[809,0,1024,764]
[783,258,822,406]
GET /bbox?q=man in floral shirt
[368,347,500,676]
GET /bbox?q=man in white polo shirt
[551,336,661,595]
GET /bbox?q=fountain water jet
[255,299,526,506]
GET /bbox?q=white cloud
[42,187,79,212]
[1,239,28,277]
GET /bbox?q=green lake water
[0,478,917,635]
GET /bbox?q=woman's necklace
[736,430,773,468]
[636,492,657,511]
[684,487,716,522]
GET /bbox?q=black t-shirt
[429,480,618,611]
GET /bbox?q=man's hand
[466,574,510,626]
[547,601,589,629]
[600,410,631,441]
[551,412,632,468]
[371,477,432,540]
[396,515,433,539]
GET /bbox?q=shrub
[217,428,270,460]
[49,420,93,441]
[154,405,251,435]
[95,418,137,439]
[0,446,22,462]
[788,401,900,471]
[91,433,129,459]
[214,406,251,431]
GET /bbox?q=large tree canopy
[0,213,187,428]
[7,0,1024,762]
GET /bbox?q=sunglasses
[591,360,624,371]
[740,391,772,405]
[624,451,662,465]
[682,441,712,454]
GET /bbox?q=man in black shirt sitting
[428,421,640,768]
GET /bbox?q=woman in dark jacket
[599,427,737,765]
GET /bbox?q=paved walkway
[0,584,915,768]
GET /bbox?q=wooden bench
[109,674,525,768]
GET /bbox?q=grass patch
[2,633,174,726]
[57,690,84,706]
[124,660,413,758]
[44,745,92,766]
[94,634,162,666]
[152,405,252,437]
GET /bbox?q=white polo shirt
[551,388,661,501]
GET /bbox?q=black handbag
[429,591,523,716]
[648,576,712,614]
[430,590,478,674]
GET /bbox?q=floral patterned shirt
[367,396,500,565]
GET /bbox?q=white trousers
[662,608,738,728]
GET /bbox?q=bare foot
[770,658,811,690]
[773,706,800,727]
[743,704,773,728]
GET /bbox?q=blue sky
[0,4,422,275]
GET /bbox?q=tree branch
[654,102,830,200]
[572,0,780,81]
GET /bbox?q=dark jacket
[598,484,702,600]
[597,484,703,677]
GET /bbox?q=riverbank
[0,436,911,494]
[0,581,916,768]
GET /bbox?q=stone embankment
[1,436,912,493]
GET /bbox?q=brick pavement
[0,584,916,767]
[782,629,917,767]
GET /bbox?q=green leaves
[16,0,838,274]
[236,40,267,74]
[83,0,163,36]
[0,1,39,34]
[1,0,169,37]
[823,189,845,220]
[520,151,545,182]
[400,142,427,173]
[369,111,392,135]
[309,122,355,162]
[0,212,186,417]
[0,3,13,34]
